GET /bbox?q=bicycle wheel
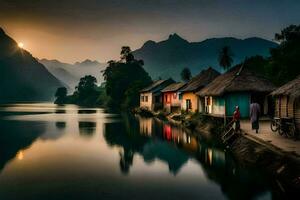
[270,120,278,132]
[286,125,296,138]
[278,126,284,136]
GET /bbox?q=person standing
[250,101,260,133]
[233,106,241,133]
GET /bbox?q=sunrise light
[18,42,24,48]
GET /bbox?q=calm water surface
[0,103,276,200]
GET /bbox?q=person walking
[250,101,260,133]
[233,106,241,133]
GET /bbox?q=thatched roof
[140,78,174,93]
[271,75,300,98]
[197,65,276,96]
[161,82,186,92]
[180,67,220,92]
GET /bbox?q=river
[0,103,277,200]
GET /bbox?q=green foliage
[180,67,192,82]
[54,87,67,104]
[104,47,152,109]
[267,25,300,85]
[218,46,234,70]
[240,25,300,86]
[120,46,135,63]
[54,75,106,106]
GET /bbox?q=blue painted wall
[225,93,250,118]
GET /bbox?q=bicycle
[271,117,296,138]
[279,117,296,138]
[270,117,281,133]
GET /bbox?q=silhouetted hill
[133,34,278,79]
[0,28,63,103]
[40,58,106,91]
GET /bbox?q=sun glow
[18,42,24,48]
[17,150,24,160]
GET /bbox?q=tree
[120,46,134,63]
[180,67,192,82]
[218,46,233,71]
[76,75,97,96]
[54,87,67,104]
[275,24,300,43]
[232,25,300,86]
[268,24,300,85]
[73,75,100,105]
[104,46,152,109]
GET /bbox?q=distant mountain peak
[74,59,100,66]
[142,40,156,48]
[167,33,189,43]
[133,34,277,80]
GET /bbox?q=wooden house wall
[294,97,300,131]
[275,96,294,118]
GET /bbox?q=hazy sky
[0,0,299,63]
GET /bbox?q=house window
[186,99,192,110]
[141,96,144,102]
[179,93,183,100]
[145,96,148,102]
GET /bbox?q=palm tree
[181,67,192,82]
[218,46,233,71]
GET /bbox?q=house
[161,82,186,113]
[140,78,175,111]
[197,65,276,118]
[270,75,300,131]
[180,67,220,113]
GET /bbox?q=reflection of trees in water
[0,120,45,172]
[55,109,66,114]
[119,150,134,174]
[55,121,66,129]
[78,121,96,137]
[104,118,149,174]
[104,115,189,175]
[78,110,97,114]
[104,114,277,199]
[142,141,188,175]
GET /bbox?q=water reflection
[106,115,275,199]
[78,109,97,114]
[0,120,45,171]
[0,104,285,200]
[78,121,96,137]
[55,121,66,129]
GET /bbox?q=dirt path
[240,119,300,157]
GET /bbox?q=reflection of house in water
[139,117,153,136]
[107,116,277,199]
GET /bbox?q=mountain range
[133,33,278,80]
[39,58,106,91]
[0,27,279,103]
[0,28,63,103]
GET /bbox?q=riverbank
[134,108,300,196]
